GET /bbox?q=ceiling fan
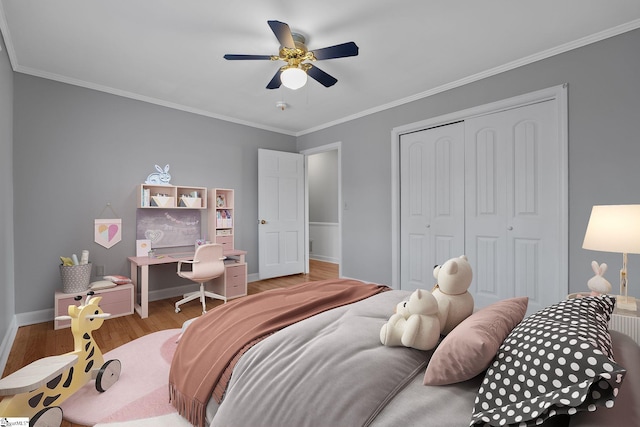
[223,20,359,90]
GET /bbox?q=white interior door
[258,149,305,279]
[465,100,564,314]
[400,123,465,291]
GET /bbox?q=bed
[168,279,640,427]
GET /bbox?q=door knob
[507,226,513,231]
[260,219,267,224]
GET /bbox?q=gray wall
[298,28,640,298]
[13,75,296,314]
[0,29,15,354]
[6,27,640,319]
[308,150,338,223]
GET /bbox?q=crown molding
[296,19,640,136]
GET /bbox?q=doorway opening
[302,142,342,277]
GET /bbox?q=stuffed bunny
[587,260,612,295]
[145,164,171,185]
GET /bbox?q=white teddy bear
[432,255,474,335]
[380,289,441,351]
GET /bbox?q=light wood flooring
[2,259,338,427]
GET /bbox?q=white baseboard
[0,316,18,376]
[16,308,54,327]
[148,283,198,302]
[309,255,339,264]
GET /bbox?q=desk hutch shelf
[209,188,235,250]
[137,184,207,209]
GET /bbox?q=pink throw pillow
[423,296,528,386]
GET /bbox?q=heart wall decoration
[95,218,122,249]
[144,229,164,243]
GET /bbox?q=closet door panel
[467,100,562,314]
[474,128,499,215]
[513,121,538,214]
[466,124,508,308]
[474,235,500,296]
[403,142,430,290]
[509,103,560,313]
[400,123,465,292]
[513,238,540,303]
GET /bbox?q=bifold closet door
[465,100,563,314]
[399,122,465,292]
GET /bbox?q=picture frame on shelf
[136,239,152,257]
[216,194,225,207]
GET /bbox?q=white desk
[128,249,246,318]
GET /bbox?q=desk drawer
[225,264,246,299]
[216,235,234,250]
[101,299,134,318]
[95,286,133,305]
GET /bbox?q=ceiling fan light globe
[281,67,307,90]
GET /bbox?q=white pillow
[90,280,117,290]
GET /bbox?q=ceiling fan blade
[224,54,273,60]
[307,65,338,87]
[311,42,359,60]
[268,20,295,49]
[266,69,283,89]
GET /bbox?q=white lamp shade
[582,204,640,254]
[280,67,307,90]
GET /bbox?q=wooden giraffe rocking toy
[0,292,121,426]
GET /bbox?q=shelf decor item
[136,239,152,257]
[179,196,202,208]
[583,204,640,311]
[150,195,174,207]
[60,263,92,293]
[144,164,171,185]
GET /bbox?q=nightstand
[610,307,640,345]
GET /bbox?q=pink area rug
[61,329,183,426]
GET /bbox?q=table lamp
[582,204,640,311]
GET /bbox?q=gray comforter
[209,290,478,426]
[206,290,640,427]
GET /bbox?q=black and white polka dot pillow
[470,295,626,426]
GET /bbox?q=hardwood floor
[1,259,338,427]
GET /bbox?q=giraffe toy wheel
[95,359,122,392]
[30,406,63,427]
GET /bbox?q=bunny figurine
[587,260,612,295]
[145,164,171,185]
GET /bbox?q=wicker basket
[60,263,92,293]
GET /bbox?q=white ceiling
[1,1,639,136]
